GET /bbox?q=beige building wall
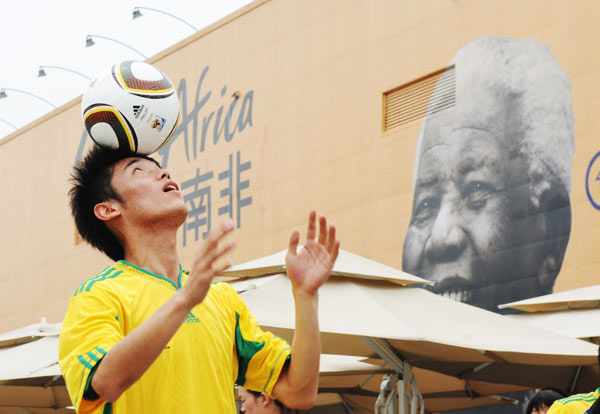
[1,0,599,331]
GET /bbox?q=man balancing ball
[59,145,340,413]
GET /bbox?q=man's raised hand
[286,211,340,296]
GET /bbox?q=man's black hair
[69,145,160,261]
[525,388,565,414]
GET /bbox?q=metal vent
[383,66,455,131]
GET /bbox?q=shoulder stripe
[86,351,100,363]
[73,268,123,297]
[77,355,93,370]
[84,270,122,292]
[74,267,114,296]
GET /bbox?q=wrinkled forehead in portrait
[414,36,575,203]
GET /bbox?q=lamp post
[38,65,91,80]
[132,6,198,32]
[0,118,18,130]
[0,88,56,108]
[85,35,147,59]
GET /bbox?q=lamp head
[38,67,47,78]
[85,36,95,48]
[132,7,143,19]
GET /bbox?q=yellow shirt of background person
[547,389,600,414]
[59,261,291,413]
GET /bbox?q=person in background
[238,387,299,414]
[546,348,600,414]
[525,389,565,414]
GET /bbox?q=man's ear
[94,200,122,222]
[258,392,270,407]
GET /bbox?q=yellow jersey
[59,260,291,414]
[547,389,600,414]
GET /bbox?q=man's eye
[463,181,493,209]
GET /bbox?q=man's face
[108,157,188,228]
[238,388,264,414]
[402,108,548,311]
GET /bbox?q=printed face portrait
[402,37,574,312]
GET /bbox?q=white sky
[0,0,253,140]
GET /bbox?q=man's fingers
[195,219,235,269]
[326,224,336,253]
[331,240,340,266]
[306,210,317,241]
[200,240,236,272]
[214,240,236,263]
[317,214,327,245]
[288,229,300,256]
[199,219,234,255]
[213,259,233,276]
[209,219,235,245]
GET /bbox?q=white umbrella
[225,250,599,406]
[500,285,600,394]
[225,248,432,286]
[0,321,73,414]
[499,285,600,312]
[232,274,596,367]
[0,319,61,348]
[507,308,600,340]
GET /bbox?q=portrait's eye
[412,195,440,224]
[463,181,493,209]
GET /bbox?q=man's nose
[425,200,467,262]
[158,168,170,180]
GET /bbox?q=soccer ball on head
[81,61,180,155]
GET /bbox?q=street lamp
[0,118,18,130]
[38,65,91,80]
[0,88,56,108]
[132,6,198,32]
[85,35,147,59]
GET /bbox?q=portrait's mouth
[439,289,472,303]
[426,276,477,304]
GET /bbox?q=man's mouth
[163,181,179,192]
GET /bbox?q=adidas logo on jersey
[184,312,199,324]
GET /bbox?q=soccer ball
[81,61,180,155]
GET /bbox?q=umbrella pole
[362,337,424,414]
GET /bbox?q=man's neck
[122,225,181,285]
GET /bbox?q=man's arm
[271,211,340,409]
[91,220,235,402]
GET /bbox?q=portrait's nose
[425,200,467,262]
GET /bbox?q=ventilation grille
[383,66,455,131]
